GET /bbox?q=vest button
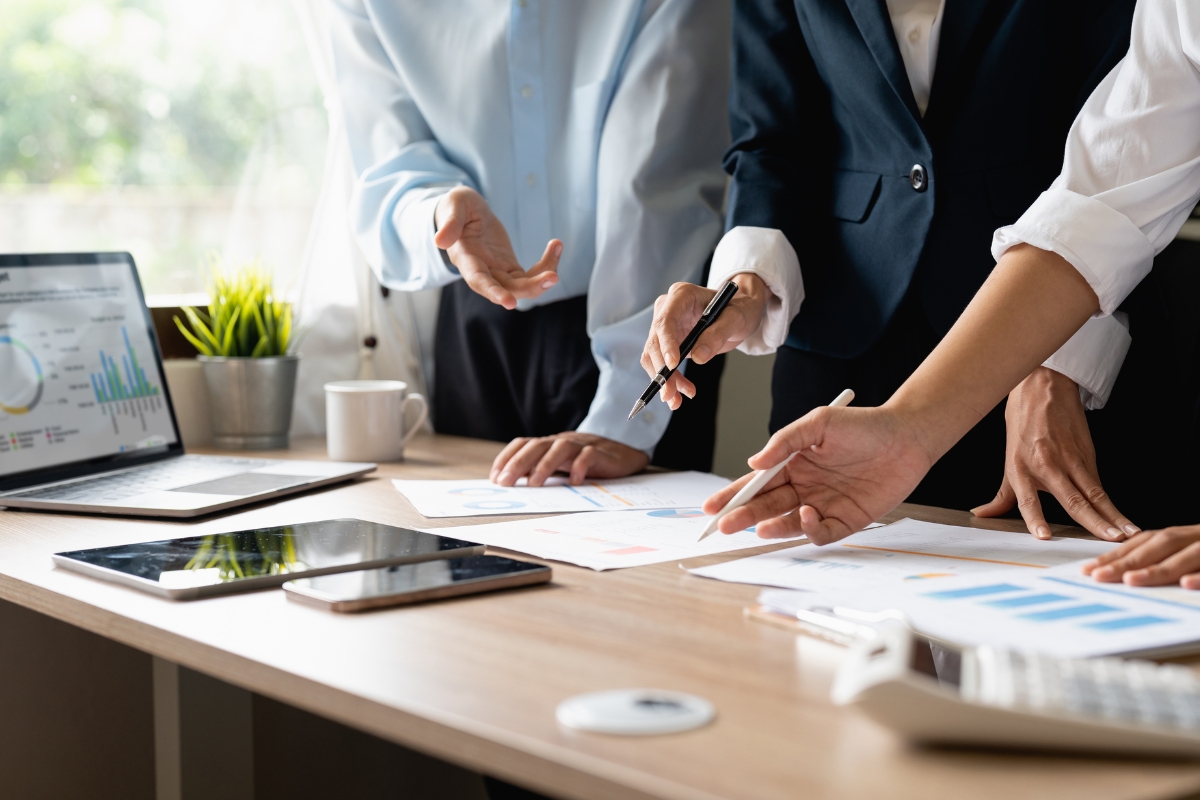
[909,164,928,192]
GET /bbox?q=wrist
[883,391,984,467]
[728,272,770,325]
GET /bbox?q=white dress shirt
[993,0,1200,406]
[709,0,1123,408]
[330,0,729,452]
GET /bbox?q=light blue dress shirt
[329,0,730,452]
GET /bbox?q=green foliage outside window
[0,0,314,187]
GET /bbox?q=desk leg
[152,658,255,800]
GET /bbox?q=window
[0,0,326,299]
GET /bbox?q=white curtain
[285,0,438,437]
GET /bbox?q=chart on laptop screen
[0,262,177,476]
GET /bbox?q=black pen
[628,280,739,420]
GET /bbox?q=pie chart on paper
[464,500,528,510]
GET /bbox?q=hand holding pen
[636,275,773,415]
[630,280,738,419]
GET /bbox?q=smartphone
[282,555,551,612]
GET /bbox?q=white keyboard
[971,648,1200,730]
[3,456,271,503]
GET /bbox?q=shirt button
[520,84,532,99]
[909,164,928,192]
[526,173,537,187]
[908,28,921,43]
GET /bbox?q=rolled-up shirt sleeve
[992,0,1200,405]
[329,0,471,291]
[576,0,730,453]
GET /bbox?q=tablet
[52,518,484,600]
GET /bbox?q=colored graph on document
[90,327,161,403]
[924,580,1176,631]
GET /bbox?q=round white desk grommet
[556,689,715,735]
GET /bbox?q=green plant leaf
[221,306,242,356]
[181,306,221,352]
[172,315,213,356]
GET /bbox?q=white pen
[698,388,854,542]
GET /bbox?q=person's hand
[434,186,561,310]
[490,432,650,487]
[641,273,771,410]
[971,367,1138,543]
[1082,526,1200,589]
[700,405,936,544]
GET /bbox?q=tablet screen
[54,518,479,590]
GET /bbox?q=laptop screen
[0,253,182,486]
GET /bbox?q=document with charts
[688,518,1115,592]
[758,561,1200,658]
[393,471,729,518]
[425,507,797,570]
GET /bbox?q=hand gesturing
[435,186,561,309]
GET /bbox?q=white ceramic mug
[324,380,429,462]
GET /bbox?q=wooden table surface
[0,434,1197,800]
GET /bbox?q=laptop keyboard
[4,456,274,504]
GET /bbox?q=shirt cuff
[991,188,1155,317]
[576,311,672,455]
[706,226,804,355]
[1042,313,1131,410]
[387,186,461,288]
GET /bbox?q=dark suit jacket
[726,0,1135,357]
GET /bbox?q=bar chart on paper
[766,560,1200,658]
[901,568,1200,657]
[427,507,794,570]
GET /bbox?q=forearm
[887,244,1100,461]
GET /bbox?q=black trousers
[770,289,1007,512]
[433,280,724,471]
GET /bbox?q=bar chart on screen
[0,262,177,474]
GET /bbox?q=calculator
[832,621,1200,756]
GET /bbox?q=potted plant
[174,256,298,450]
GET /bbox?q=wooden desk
[1,434,1198,800]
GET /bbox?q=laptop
[0,253,375,518]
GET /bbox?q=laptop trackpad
[169,473,312,496]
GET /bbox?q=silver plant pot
[197,355,299,450]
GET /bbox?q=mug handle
[398,392,429,449]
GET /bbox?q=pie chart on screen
[647,509,705,519]
[0,336,43,415]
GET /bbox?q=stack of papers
[691,517,1200,658]
[423,508,799,571]
[688,518,1113,592]
[395,471,793,570]
[756,565,1200,659]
